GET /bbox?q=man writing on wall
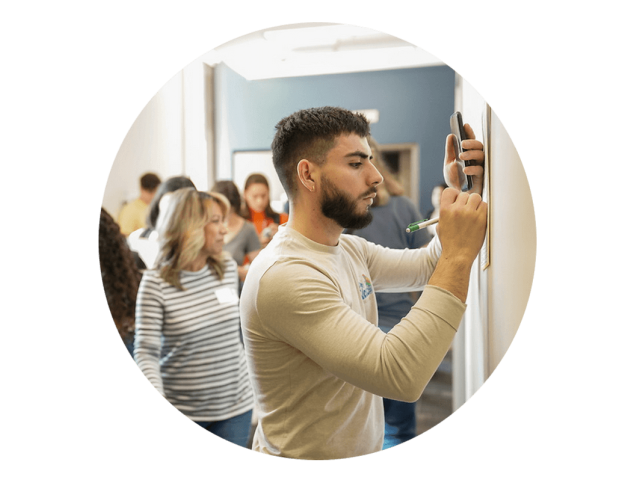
[240,106,487,459]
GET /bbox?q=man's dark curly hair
[271,106,370,196]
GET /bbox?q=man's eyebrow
[344,150,372,160]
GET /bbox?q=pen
[406,217,439,233]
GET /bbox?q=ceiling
[200,23,444,80]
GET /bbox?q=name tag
[215,287,238,305]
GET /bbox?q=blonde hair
[155,188,230,289]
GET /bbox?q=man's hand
[443,124,485,196]
[438,188,487,263]
[429,188,487,302]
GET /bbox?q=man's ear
[297,159,317,192]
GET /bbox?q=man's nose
[368,162,384,186]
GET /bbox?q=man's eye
[350,163,363,168]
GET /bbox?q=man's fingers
[445,134,457,162]
[467,193,483,209]
[460,148,484,164]
[463,167,484,177]
[461,139,483,152]
[443,189,483,208]
[463,124,476,140]
[440,187,459,206]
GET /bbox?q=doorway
[377,143,420,208]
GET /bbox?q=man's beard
[320,175,375,230]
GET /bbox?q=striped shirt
[134,254,254,421]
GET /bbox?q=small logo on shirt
[359,274,373,300]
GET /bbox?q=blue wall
[215,63,455,215]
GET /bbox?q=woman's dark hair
[240,173,280,223]
[146,176,196,229]
[99,208,142,341]
[211,180,242,214]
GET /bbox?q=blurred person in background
[98,208,141,356]
[346,137,432,449]
[127,176,196,270]
[241,173,288,247]
[211,180,262,286]
[118,172,161,236]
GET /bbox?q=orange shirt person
[241,173,288,247]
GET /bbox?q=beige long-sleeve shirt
[240,226,466,459]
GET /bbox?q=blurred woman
[134,188,254,447]
[211,180,261,284]
[98,208,141,356]
[241,173,288,247]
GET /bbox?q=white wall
[453,76,537,408]
[486,109,536,373]
[101,62,214,220]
